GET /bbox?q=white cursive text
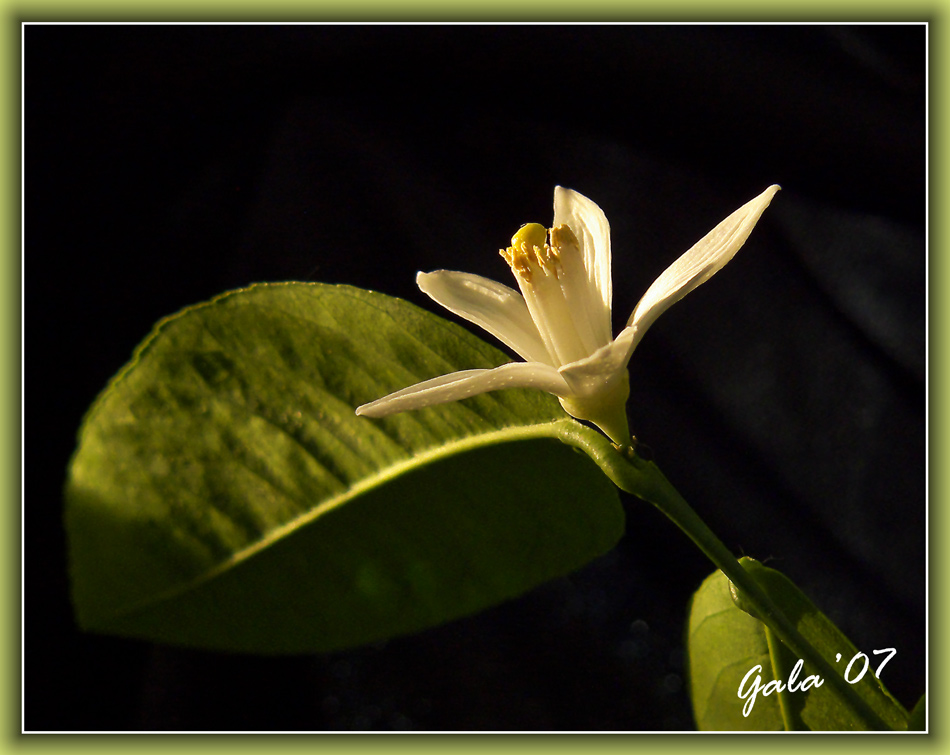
[737,659,824,717]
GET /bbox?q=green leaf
[687,559,909,731]
[686,562,785,731]
[65,283,623,654]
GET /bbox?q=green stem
[557,423,893,731]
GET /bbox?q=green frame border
[12,4,938,750]
[3,2,944,20]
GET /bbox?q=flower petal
[417,271,553,365]
[355,361,571,418]
[557,332,635,399]
[553,187,613,344]
[626,184,781,336]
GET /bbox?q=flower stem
[556,422,893,731]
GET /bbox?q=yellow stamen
[549,224,579,254]
[500,223,550,280]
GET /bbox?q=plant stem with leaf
[557,420,894,731]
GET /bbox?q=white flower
[356,185,780,447]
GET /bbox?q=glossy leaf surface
[65,283,623,653]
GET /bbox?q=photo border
[12,1,940,749]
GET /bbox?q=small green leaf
[65,283,623,653]
[686,564,785,730]
[687,559,910,731]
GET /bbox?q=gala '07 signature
[738,649,897,717]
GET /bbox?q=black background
[26,24,926,731]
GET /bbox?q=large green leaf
[65,283,623,654]
[687,558,910,731]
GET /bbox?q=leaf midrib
[99,418,576,625]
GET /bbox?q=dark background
[26,24,926,731]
